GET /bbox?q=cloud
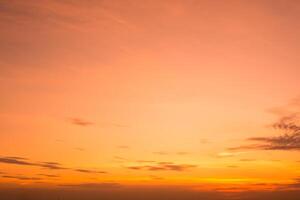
[74,169,106,174]
[38,162,68,170]
[230,102,300,151]
[229,131,300,151]
[0,157,35,166]
[69,118,94,126]
[127,162,196,172]
[0,156,106,175]
[2,175,42,181]
[68,118,127,128]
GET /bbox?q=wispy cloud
[127,162,196,172]
[74,169,106,174]
[0,157,34,166]
[229,130,300,151]
[0,156,106,175]
[39,162,68,170]
[230,100,300,151]
[69,118,94,126]
[68,118,128,128]
[2,175,42,181]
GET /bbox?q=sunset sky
[0,0,300,198]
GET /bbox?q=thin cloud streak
[0,156,106,175]
[127,162,196,172]
[69,118,94,126]
[2,175,42,181]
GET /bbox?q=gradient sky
[0,0,300,194]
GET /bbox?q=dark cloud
[127,162,196,172]
[0,156,105,175]
[2,175,42,181]
[69,118,94,126]
[38,162,68,170]
[74,169,106,174]
[3,156,29,160]
[271,112,300,132]
[0,157,36,166]
[229,131,300,151]
[230,104,300,151]
[127,166,144,170]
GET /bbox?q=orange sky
[0,0,300,192]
